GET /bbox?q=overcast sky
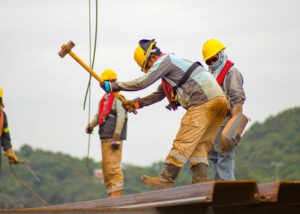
[1,0,299,166]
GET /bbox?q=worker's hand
[100,81,122,93]
[111,141,120,151]
[4,148,19,164]
[231,103,243,116]
[133,98,144,109]
[112,132,121,140]
[122,100,136,113]
[86,124,94,134]
[121,98,143,113]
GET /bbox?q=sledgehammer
[58,41,137,114]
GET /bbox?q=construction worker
[0,87,19,165]
[202,39,246,180]
[100,39,227,189]
[86,69,127,198]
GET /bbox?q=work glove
[86,124,94,134]
[231,103,243,116]
[121,98,143,113]
[100,81,122,93]
[111,141,120,151]
[122,100,136,113]
[4,148,19,164]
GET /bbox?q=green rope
[84,0,99,167]
[83,0,98,110]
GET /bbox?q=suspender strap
[99,93,115,125]
[175,62,200,89]
[216,60,234,86]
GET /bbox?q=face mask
[210,52,223,70]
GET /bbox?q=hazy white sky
[1,0,299,166]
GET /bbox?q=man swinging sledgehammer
[99,39,227,189]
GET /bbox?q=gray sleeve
[114,99,127,134]
[118,56,171,91]
[225,67,246,107]
[140,84,166,106]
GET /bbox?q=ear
[151,55,159,61]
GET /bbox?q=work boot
[108,189,123,198]
[191,163,207,184]
[141,163,180,189]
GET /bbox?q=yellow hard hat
[101,69,117,81]
[202,39,226,61]
[134,39,156,73]
[0,87,3,98]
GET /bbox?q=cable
[9,163,50,206]
[84,0,99,167]
[83,0,98,110]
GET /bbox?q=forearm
[226,69,245,108]
[140,93,165,107]
[1,137,12,151]
[90,113,99,128]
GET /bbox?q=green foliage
[235,106,300,181]
[0,145,106,209]
[1,106,299,208]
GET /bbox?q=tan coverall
[89,95,127,194]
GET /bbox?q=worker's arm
[136,84,166,108]
[225,68,245,116]
[122,84,165,110]
[2,112,19,164]
[1,111,12,151]
[101,55,170,93]
[113,99,127,140]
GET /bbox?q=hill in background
[0,106,299,208]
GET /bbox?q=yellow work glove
[4,148,19,164]
[121,100,137,113]
[86,124,94,134]
[231,103,243,116]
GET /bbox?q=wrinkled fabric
[209,127,235,180]
[90,95,127,140]
[101,140,124,193]
[222,67,245,125]
[165,97,227,167]
[209,50,228,78]
[118,54,224,109]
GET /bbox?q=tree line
[0,106,299,208]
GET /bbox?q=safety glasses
[206,55,219,65]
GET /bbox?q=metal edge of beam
[117,196,208,208]
[45,180,260,209]
[45,182,214,209]
[258,181,300,205]
[210,180,260,206]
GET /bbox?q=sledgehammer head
[58,41,75,58]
